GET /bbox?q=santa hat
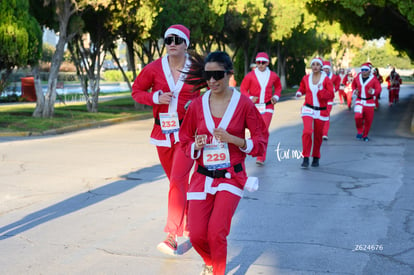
[322,61,332,70]
[310,57,323,66]
[255,52,269,62]
[164,24,190,46]
[360,62,371,70]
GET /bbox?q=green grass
[0,96,150,133]
[0,88,296,134]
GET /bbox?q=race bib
[301,106,314,116]
[255,103,266,114]
[159,112,180,134]
[354,104,363,113]
[203,143,231,170]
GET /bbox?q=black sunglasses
[256,61,267,65]
[164,36,185,45]
[203,70,228,81]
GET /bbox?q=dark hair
[183,51,233,92]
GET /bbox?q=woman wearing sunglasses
[240,52,282,166]
[352,63,382,142]
[295,57,334,168]
[180,51,268,275]
[132,24,200,255]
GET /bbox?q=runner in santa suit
[372,67,384,109]
[180,51,268,275]
[343,69,355,110]
[337,68,347,105]
[322,61,340,140]
[131,24,200,255]
[295,57,334,168]
[240,52,282,166]
[352,63,382,141]
[385,68,402,106]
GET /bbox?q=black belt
[265,100,273,106]
[357,96,373,100]
[154,118,183,126]
[197,163,243,178]
[305,104,327,111]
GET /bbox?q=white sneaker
[322,135,328,140]
[200,264,213,275]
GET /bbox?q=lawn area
[0,95,151,134]
[0,88,296,135]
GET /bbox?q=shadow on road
[0,164,164,240]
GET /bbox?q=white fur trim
[272,95,279,102]
[164,29,189,46]
[191,142,201,159]
[244,177,259,192]
[296,91,302,97]
[150,135,172,147]
[153,90,161,104]
[310,58,323,66]
[255,57,269,62]
[187,192,206,200]
[240,139,253,153]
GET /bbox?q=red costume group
[132,24,396,272]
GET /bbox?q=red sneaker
[157,234,177,256]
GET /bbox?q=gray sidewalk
[0,86,413,274]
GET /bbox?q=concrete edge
[412,114,414,133]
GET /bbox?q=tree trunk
[276,43,287,89]
[40,0,74,118]
[32,65,45,117]
[110,48,132,89]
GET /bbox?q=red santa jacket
[179,89,268,200]
[385,73,402,90]
[131,55,200,147]
[343,74,355,93]
[240,68,282,114]
[352,73,382,107]
[338,72,346,91]
[327,73,341,105]
[296,72,334,121]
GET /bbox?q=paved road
[0,86,413,275]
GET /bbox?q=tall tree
[307,0,414,60]
[224,0,268,75]
[0,0,42,94]
[30,0,89,118]
[108,0,162,80]
[68,4,112,112]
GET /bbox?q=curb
[0,113,153,137]
[412,114,414,133]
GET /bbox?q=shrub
[103,70,135,82]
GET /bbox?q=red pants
[302,116,325,158]
[389,88,400,104]
[157,143,194,236]
[354,105,374,138]
[322,104,333,137]
[188,191,241,275]
[338,89,346,104]
[257,112,273,162]
[346,92,353,109]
